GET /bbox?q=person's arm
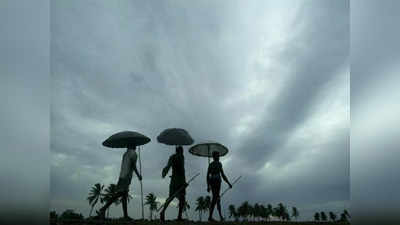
[162,156,173,178]
[132,154,142,180]
[220,163,232,188]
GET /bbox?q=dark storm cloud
[51,0,349,220]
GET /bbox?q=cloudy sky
[50,0,349,220]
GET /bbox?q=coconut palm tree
[228,204,238,221]
[145,193,159,220]
[101,183,120,218]
[267,204,273,221]
[320,211,327,222]
[329,211,337,221]
[254,203,261,221]
[292,207,299,221]
[204,195,211,211]
[344,209,351,218]
[87,183,104,217]
[238,201,250,221]
[277,203,287,221]
[195,196,205,221]
[314,212,320,221]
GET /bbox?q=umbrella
[102,131,150,148]
[157,128,194,146]
[102,130,151,220]
[189,141,229,164]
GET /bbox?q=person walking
[97,144,142,221]
[207,151,232,222]
[159,146,187,222]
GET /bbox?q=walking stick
[219,175,242,200]
[157,172,200,212]
[138,146,144,220]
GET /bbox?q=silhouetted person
[160,146,187,222]
[97,144,142,221]
[207,151,232,222]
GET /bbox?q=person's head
[212,151,220,161]
[176,145,183,155]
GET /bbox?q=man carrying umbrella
[97,143,143,221]
[159,145,187,222]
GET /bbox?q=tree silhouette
[329,211,337,221]
[277,203,287,221]
[101,184,120,218]
[292,207,299,221]
[145,193,159,220]
[228,204,239,222]
[314,212,320,221]
[248,204,255,221]
[204,195,211,210]
[344,209,351,218]
[238,201,250,221]
[50,210,58,220]
[267,204,273,221]
[320,211,327,222]
[195,196,205,221]
[59,209,84,220]
[87,183,104,217]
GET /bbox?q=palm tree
[277,203,286,221]
[248,204,255,221]
[292,207,299,221]
[87,183,104,217]
[195,197,205,221]
[204,195,211,211]
[314,212,320,221]
[102,183,120,218]
[329,211,337,221]
[228,204,238,221]
[238,201,250,221]
[344,209,351,218]
[145,193,159,220]
[267,204,273,221]
[320,211,327,222]
[254,203,261,221]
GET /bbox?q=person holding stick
[160,146,187,222]
[207,151,232,222]
[97,144,142,221]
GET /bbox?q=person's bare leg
[160,195,174,222]
[217,198,224,221]
[99,192,123,219]
[208,196,217,221]
[121,193,129,218]
[177,195,184,220]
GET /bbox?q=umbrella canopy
[189,142,229,158]
[157,128,194,146]
[102,131,151,148]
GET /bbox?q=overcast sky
[50,0,349,220]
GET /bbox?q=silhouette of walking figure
[160,146,187,222]
[97,144,142,221]
[207,151,232,222]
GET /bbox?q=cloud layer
[51,0,349,220]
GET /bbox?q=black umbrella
[102,130,151,220]
[102,131,150,148]
[157,128,194,146]
[189,141,229,164]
